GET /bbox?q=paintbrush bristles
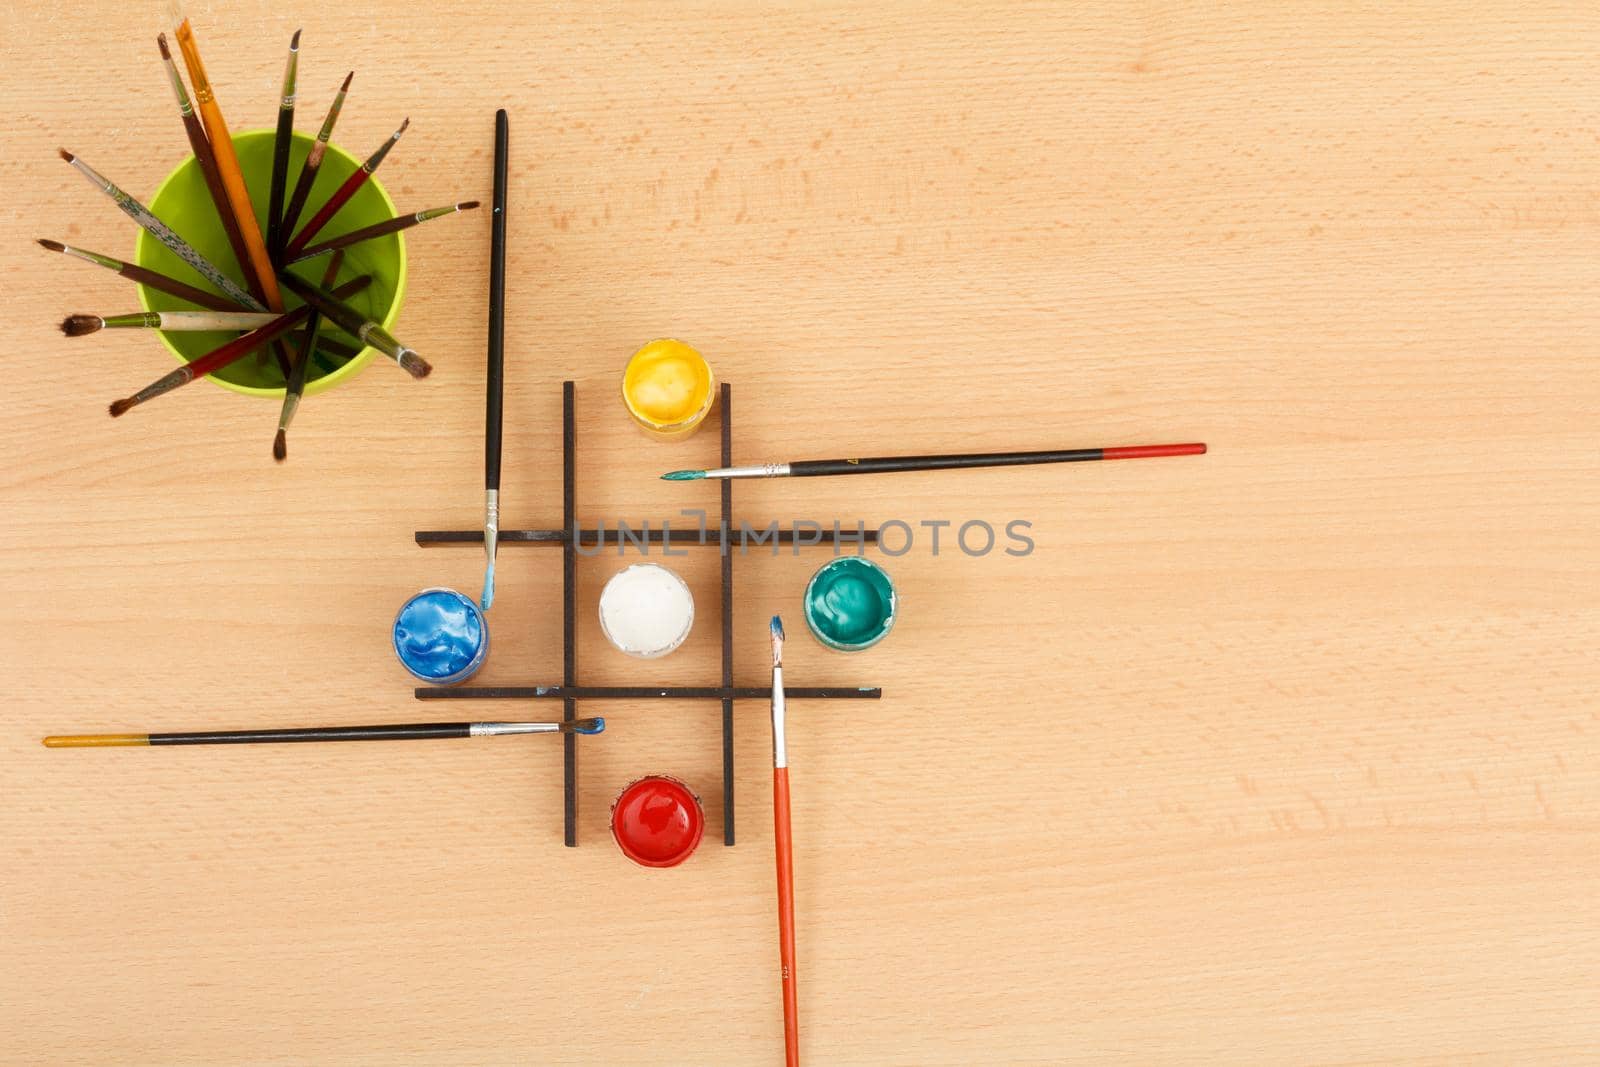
[397,350,432,379]
[38,238,65,253]
[60,315,102,336]
[771,615,785,667]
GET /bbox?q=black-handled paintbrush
[663,442,1207,480]
[482,109,509,611]
[43,718,605,747]
[279,71,353,252]
[286,201,479,264]
[274,250,345,462]
[266,29,300,261]
[278,271,431,378]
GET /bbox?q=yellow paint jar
[621,339,716,439]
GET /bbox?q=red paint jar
[610,775,706,868]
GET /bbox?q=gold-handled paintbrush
[44,718,606,747]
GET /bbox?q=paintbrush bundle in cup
[45,19,472,461]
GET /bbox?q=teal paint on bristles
[574,717,605,735]
[661,469,706,481]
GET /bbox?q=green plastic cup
[134,129,406,397]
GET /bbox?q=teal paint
[660,469,706,481]
[802,557,897,652]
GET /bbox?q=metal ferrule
[772,665,788,768]
[317,95,346,142]
[707,463,792,479]
[68,157,115,195]
[363,124,407,173]
[103,312,162,329]
[470,722,560,737]
[277,392,301,433]
[484,489,500,563]
[63,244,123,271]
[131,366,194,407]
[356,321,400,358]
[161,58,194,114]
[280,49,299,108]
[174,27,214,102]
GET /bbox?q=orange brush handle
[174,20,282,312]
[773,765,799,1066]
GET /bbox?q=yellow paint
[42,734,150,748]
[621,339,716,438]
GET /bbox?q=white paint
[598,563,695,659]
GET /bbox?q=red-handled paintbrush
[770,616,799,1067]
[108,274,371,417]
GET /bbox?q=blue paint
[393,587,489,685]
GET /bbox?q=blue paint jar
[393,587,489,685]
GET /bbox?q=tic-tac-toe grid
[413,381,883,846]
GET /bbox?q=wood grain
[3,3,1598,1063]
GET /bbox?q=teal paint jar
[802,557,897,652]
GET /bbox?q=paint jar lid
[393,587,489,685]
[611,776,705,868]
[803,557,897,652]
[598,563,695,658]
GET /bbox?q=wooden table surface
[4,4,1598,1063]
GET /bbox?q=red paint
[610,776,705,868]
[1101,442,1207,461]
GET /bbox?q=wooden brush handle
[774,766,799,1066]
